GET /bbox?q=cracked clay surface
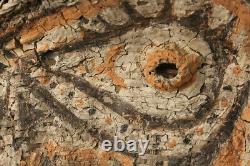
[0,0,249,165]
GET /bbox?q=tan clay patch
[105,115,113,125]
[195,127,204,136]
[241,103,250,122]
[20,14,66,44]
[19,0,120,44]
[95,44,127,89]
[232,65,242,76]
[23,140,133,166]
[213,0,250,49]
[72,98,85,109]
[77,0,120,19]
[36,69,51,85]
[74,64,87,76]
[166,138,177,148]
[213,120,246,166]
[220,98,229,108]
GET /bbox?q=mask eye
[0,0,249,165]
[143,47,202,91]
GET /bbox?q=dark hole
[41,51,56,66]
[68,92,75,99]
[155,135,161,143]
[206,113,218,124]
[155,63,178,79]
[88,108,96,115]
[0,63,7,74]
[156,161,164,166]
[49,82,57,89]
[223,85,232,91]
[79,16,89,24]
[183,137,191,144]
[120,124,128,133]
[1,0,8,5]
[137,0,149,6]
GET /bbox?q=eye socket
[143,48,201,91]
[155,62,178,79]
